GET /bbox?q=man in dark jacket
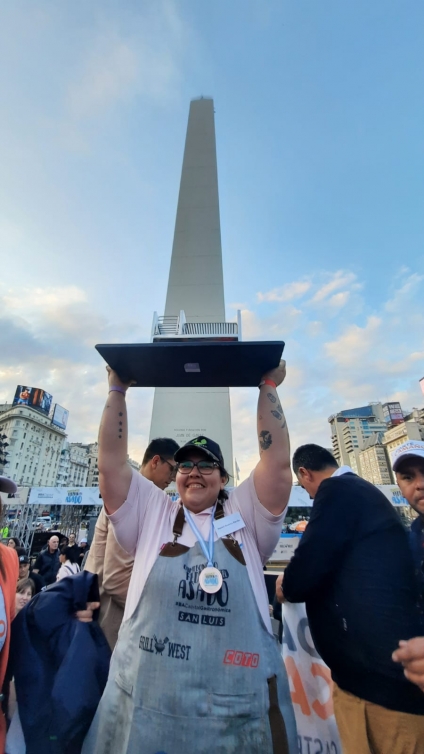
[32,534,60,585]
[391,440,424,694]
[277,444,424,754]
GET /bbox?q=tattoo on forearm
[267,393,276,404]
[277,403,282,413]
[259,430,272,451]
[271,410,282,420]
[281,419,287,430]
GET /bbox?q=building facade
[56,442,71,486]
[0,403,66,487]
[356,432,394,485]
[383,420,423,459]
[86,442,99,487]
[68,443,89,487]
[329,403,387,466]
[402,408,424,440]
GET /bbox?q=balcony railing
[151,310,242,342]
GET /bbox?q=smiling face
[15,587,33,613]
[396,458,424,517]
[175,451,227,514]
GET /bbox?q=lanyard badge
[183,503,223,594]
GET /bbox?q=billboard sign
[383,402,404,426]
[51,404,69,430]
[28,487,102,506]
[13,386,53,416]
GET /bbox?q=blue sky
[1,0,423,479]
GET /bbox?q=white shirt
[56,561,80,581]
[109,469,286,632]
[332,465,355,477]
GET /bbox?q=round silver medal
[199,566,223,594]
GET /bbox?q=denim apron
[82,504,297,754]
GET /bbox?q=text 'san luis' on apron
[82,503,297,754]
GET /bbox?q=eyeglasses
[176,460,219,476]
[160,457,177,479]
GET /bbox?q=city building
[356,432,394,485]
[383,419,423,458]
[402,407,424,440]
[328,403,388,466]
[68,443,89,487]
[56,441,71,486]
[149,98,234,475]
[86,442,99,487]
[0,403,66,487]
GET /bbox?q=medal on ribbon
[183,503,223,594]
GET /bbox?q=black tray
[95,341,285,387]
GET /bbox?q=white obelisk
[149,98,234,474]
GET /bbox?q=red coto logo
[223,650,259,667]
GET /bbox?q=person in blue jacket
[8,571,110,754]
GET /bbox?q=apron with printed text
[82,505,297,754]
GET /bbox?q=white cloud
[327,291,350,309]
[385,273,424,313]
[257,279,311,303]
[309,270,358,304]
[67,37,139,119]
[65,1,189,122]
[228,268,424,480]
[324,316,382,367]
[0,282,153,465]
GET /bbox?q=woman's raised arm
[98,367,133,514]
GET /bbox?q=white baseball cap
[391,440,424,472]
[0,476,17,494]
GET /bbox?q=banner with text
[282,602,342,754]
[28,487,102,506]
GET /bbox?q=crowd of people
[0,361,424,753]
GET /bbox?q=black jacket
[33,548,60,585]
[10,571,111,754]
[283,473,424,714]
[409,517,424,612]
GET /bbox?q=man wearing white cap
[391,440,424,692]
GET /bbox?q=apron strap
[172,506,185,542]
[172,500,225,544]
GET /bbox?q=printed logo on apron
[139,634,192,661]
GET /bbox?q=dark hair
[142,438,180,467]
[16,578,35,597]
[60,545,78,564]
[16,547,28,559]
[8,537,20,548]
[292,444,338,475]
[216,465,231,502]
